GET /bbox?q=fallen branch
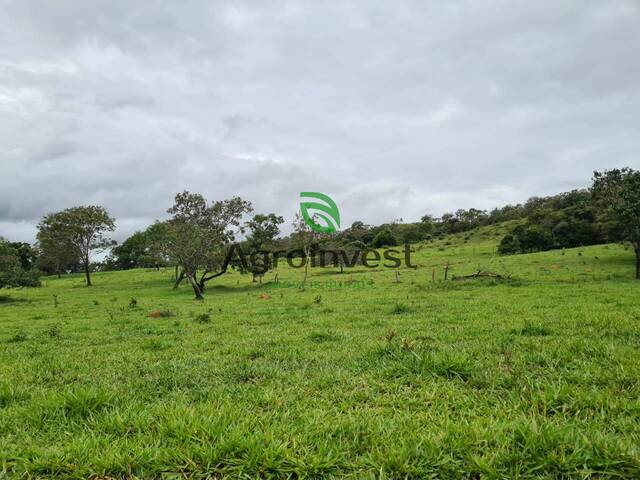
[453,270,512,280]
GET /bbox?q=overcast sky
[1,0,639,243]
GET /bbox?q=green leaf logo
[300,192,341,233]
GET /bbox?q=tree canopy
[37,206,115,286]
[165,191,252,299]
[0,238,40,288]
[592,168,640,279]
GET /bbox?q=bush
[194,312,212,323]
[498,234,520,255]
[391,302,411,314]
[498,225,554,255]
[372,229,397,248]
[0,239,41,288]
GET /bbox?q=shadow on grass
[0,295,29,305]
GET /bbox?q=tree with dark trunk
[37,206,115,286]
[244,213,284,283]
[165,191,252,299]
[592,168,640,279]
[292,212,323,289]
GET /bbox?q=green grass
[1,224,640,478]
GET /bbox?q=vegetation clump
[193,311,212,323]
[390,302,411,314]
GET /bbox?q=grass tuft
[193,311,212,323]
[390,302,411,314]
[57,388,115,419]
[308,331,341,343]
[514,320,552,337]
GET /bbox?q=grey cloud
[1,0,639,243]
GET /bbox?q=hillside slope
[1,226,639,478]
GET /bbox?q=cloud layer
[1,0,639,242]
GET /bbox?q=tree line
[1,168,639,292]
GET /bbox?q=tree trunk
[635,242,640,280]
[198,265,230,289]
[84,259,92,286]
[174,265,179,281]
[173,271,185,289]
[302,257,309,289]
[187,274,204,300]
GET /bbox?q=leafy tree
[552,217,599,248]
[0,238,40,288]
[291,212,323,288]
[395,223,424,244]
[513,224,554,253]
[110,231,148,270]
[6,242,36,271]
[35,237,79,277]
[37,206,115,286]
[372,228,397,248]
[110,222,171,270]
[418,215,435,236]
[592,168,640,279]
[487,204,526,223]
[145,221,173,270]
[316,241,367,273]
[166,191,252,299]
[497,234,520,255]
[245,213,284,282]
[496,187,605,256]
[340,221,375,245]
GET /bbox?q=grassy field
[1,224,640,478]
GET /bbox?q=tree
[0,238,40,288]
[318,240,362,273]
[372,228,397,248]
[497,234,520,255]
[514,224,554,253]
[341,221,375,245]
[245,213,284,282]
[109,231,148,270]
[419,215,435,236]
[291,212,322,288]
[395,223,424,244]
[6,242,36,271]
[35,235,79,277]
[165,191,252,299]
[592,168,640,279]
[109,222,171,270]
[37,206,115,286]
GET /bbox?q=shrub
[0,239,41,288]
[372,229,398,248]
[391,302,411,314]
[8,331,28,343]
[498,234,520,254]
[193,312,211,323]
[46,324,61,338]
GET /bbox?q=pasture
[1,225,639,478]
